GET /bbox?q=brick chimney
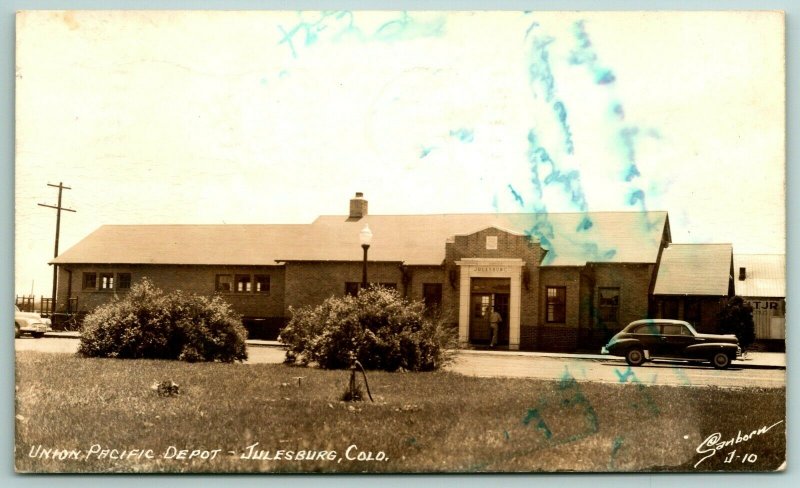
[349,192,368,219]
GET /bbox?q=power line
[38,182,76,318]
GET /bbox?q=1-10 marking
[724,450,758,464]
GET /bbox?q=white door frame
[455,258,525,350]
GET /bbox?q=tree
[716,296,756,350]
[279,286,456,371]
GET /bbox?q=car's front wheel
[712,352,731,369]
[625,348,645,366]
[14,323,20,339]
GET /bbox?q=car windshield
[15,305,20,312]
[683,322,698,335]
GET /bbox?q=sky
[14,10,785,297]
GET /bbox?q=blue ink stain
[614,366,635,383]
[449,128,474,143]
[569,20,616,85]
[612,436,623,455]
[259,77,268,86]
[373,11,446,42]
[577,216,593,231]
[504,430,510,441]
[625,165,641,181]
[278,11,444,60]
[673,368,691,386]
[608,436,624,468]
[508,184,525,207]
[526,31,574,154]
[525,21,540,39]
[528,36,557,102]
[595,69,616,85]
[419,146,435,158]
[278,25,299,58]
[627,189,646,207]
[613,367,660,415]
[521,408,553,439]
[618,127,641,181]
[552,101,574,154]
[278,70,289,79]
[611,102,625,120]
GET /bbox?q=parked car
[14,305,51,338]
[601,319,741,369]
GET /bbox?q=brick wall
[56,263,286,319]
[589,263,653,335]
[519,325,579,352]
[445,226,545,334]
[283,261,403,314]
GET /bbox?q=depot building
[51,193,769,352]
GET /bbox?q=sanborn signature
[694,420,784,468]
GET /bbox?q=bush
[280,286,456,371]
[716,296,756,350]
[78,278,247,362]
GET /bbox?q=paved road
[15,338,785,389]
[449,353,786,389]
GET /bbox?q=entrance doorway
[469,278,510,345]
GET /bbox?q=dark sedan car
[601,319,741,369]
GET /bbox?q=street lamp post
[359,224,373,289]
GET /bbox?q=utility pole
[38,182,76,319]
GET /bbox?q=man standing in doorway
[489,307,502,348]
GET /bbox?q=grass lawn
[15,351,785,473]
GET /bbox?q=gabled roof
[733,254,785,298]
[51,211,669,267]
[50,225,309,266]
[654,244,733,296]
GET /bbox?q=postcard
[14,10,785,473]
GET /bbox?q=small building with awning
[734,254,785,347]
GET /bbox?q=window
[254,274,270,294]
[598,287,620,323]
[345,282,360,296]
[82,273,97,290]
[634,323,660,335]
[117,273,131,290]
[662,324,691,336]
[235,274,252,293]
[474,295,490,319]
[423,283,442,311]
[99,273,114,290]
[546,286,566,323]
[215,274,232,292]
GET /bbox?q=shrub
[280,286,457,371]
[79,278,247,362]
[716,295,756,350]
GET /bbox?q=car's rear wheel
[712,352,731,369]
[15,323,20,339]
[32,332,44,339]
[625,348,645,366]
